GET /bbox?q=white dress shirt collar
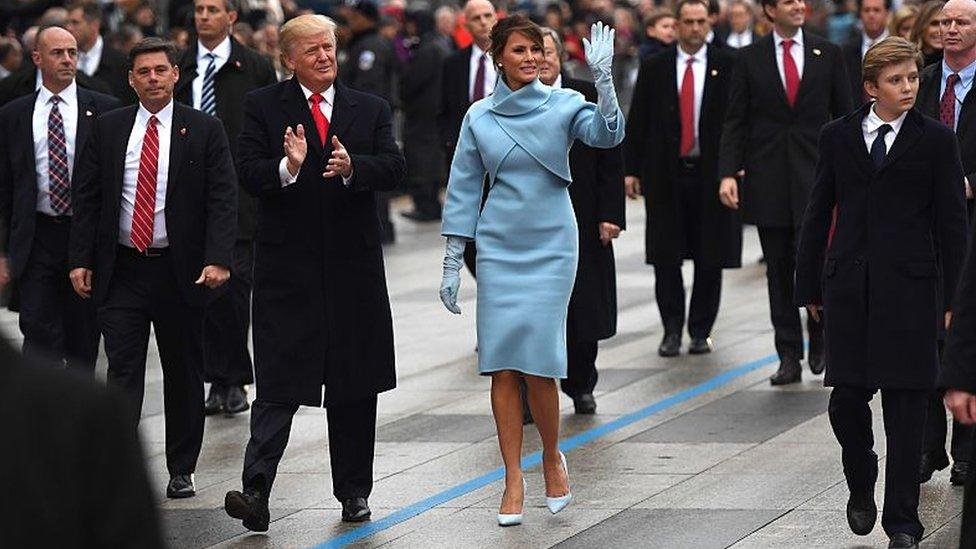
[677,43,707,63]
[773,27,804,49]
[298,81,335,109]
[862,29,889,58]
[197,35,231,65]
[472,42,487,59]
[37,79,78,106]
[864,102,908,135]
[136,99,174,130]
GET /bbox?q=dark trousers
[98,250,204,475]
[828,386,928,538]
[654,264,722,338]
[377,192,394,241]
[757,226,823,360]
[18,215,99,370]
[923,391,974,463]
[242,395,378,500]
[561,337,598,398]
[203,239,254,387]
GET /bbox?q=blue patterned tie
[48,95,71,215]
[870,124,892,170]
[200,53,217,116]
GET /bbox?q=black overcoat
[795,106,968,389]
[718,32,853,227]
[400,32,449,184]
[625,45,742,268]
[564,77,625,341]
[237,79,405,406]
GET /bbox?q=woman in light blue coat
[439,16,625,525]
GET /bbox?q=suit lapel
[114,107,138,199]
[326,83,357,159]
[795,37,824,108]
[760,36,792,112]
[20,92,39,193]
[174,45,198,98]
[664,49,680,136]
[75,89,96,169]
[167,105,186,200]
[701,48,722,134]
[844,104,875,176]
[879,110,923,172]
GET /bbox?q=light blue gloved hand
[582,21,619,123]
[440,236,466,314]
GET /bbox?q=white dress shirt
[78,35,104,77]
[727,30,753,49]
[192,36,231,110]
[773,28,805,89]
[861,102,907,154]
[33,81,78,216]
[676,44,707,157]
[861,29,890,59]
[0,65,10,79]
[278,82,351,187]
[551,74,563,89]
[120,101,173,248]
[468,42,496,102]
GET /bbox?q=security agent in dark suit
[538,28,625,415]
[718,0,853,385]
[68,38,238,501]
[174,0,278,417]
[65,0,138,104]
[0,25,118,371]
[224,15,405,530]
[916,0,976,487]
[842,0,891,104]
[626,0,741,358]
[795,38,968,548]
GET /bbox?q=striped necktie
[200,52,217,116]
[48,95,71,215]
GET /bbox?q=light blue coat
[442,77,625,378]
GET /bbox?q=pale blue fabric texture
[441,77,625,378]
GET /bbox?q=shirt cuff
[342,170,353,189]
[279,157,299,187]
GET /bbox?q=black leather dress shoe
[167,474,195,499]
[573,393,597,414]
[658,333,681,357]
[919,452,950,483]
[400,209,441,222]
[769,359,802,385]
[950,460,969,486]
[224,385,250,415]
[204,385,225,416]
[808,351,825,375]
[225,488,270,532]
[688,337,712,355]
[888,533,919,548]
[341,497,371,522]
[846,491,877,535]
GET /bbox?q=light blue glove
[582,21,619,123]
[440,236,466,314]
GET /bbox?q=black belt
[36,213,71,224]
[117,244,169,258]
[678,157,701,170]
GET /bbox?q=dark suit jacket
[627,45,742,268]
[0,65,113,108]
[401,32,450,184]
[90,44,137,104]
[237,79,405,407]
[69,102,238,306]
[174,37,278,239]
[945,217,976,395]
[795,106,968,389]
[718,32,853,227]
[842,39,867,106]
[0,87,119,281]
[0,338,163,549]
[564,76,626,341]
[437,45,472,156]
[918,61,976,186]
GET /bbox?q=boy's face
[865,59,919,115]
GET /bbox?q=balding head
[463,0,496,49]
[32,25,78,94]
[942,0,976,60]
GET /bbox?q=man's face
[284,31,337,91]
[677,3,709,51]
[729,3,753,33]
[32,27,78,89]
[539,34,561,85]
[865,58,918,114]
[860,0,889,38]
[464,0,496,45]
[65,8,98,50]
[941,0,976,55]
[195,0,237,44]
[128,51,179,107]
[765,0,806,30]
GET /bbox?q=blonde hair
[862,36,922,84]
[888,4,919,37]
[279,14,336,55]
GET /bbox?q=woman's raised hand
[583,22,614,82]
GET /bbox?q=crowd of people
[1,0,976,547]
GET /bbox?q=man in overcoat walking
[224,14,405,530]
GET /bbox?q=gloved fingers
[439,287,461,314]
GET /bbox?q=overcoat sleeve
[596,145,626,229]
[934,127,969,312]
[569,95,625,150]
[346,101,405,193]
[236,91,287,198]
[794,125,837,306]
[718,53,749,179]
[624,59,650,178]
[943,212,976,394]
[441,111,486,240]
[203,119,238,269]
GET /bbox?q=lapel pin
[813,48,822,56]
[180,127,187,136]
[711,69,718,76]
[85,110,93,117]
[235,60,241,69]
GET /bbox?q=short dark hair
[488,13,545,70]
[676,0,710,19]
[759,0,778,20]
[66,0,102,21]
[128,37,178,69]
[857,0,892,12]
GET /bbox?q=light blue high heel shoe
[497,477,527,526]
[546,452,573,514]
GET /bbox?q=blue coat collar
[490,77,552,116]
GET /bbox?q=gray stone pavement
[0,197,966,548]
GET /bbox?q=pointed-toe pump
[497,477,527,526]
[546,452,573,514]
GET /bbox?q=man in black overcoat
[795,38,968,548]
[224,15,405,530]
[841,0,891,104]
[916,0,976,486]
[174,0,278,417]
[718,0,852,385]
[539,28,625,415]
[626,0,741,358]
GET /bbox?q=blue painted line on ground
[312,352,779,549]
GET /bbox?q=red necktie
[472,54,486,102]
[941,73,960,130]
[782,39,800,107]
[310,93,330,146]
[131,115,159,252]
[679,57,696,157]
